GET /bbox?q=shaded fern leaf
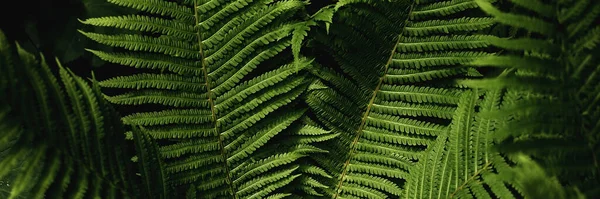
[80,0,333,197]
[303,0,498,198]
[0,30,160,199]
[460,0,600,197]
[503,153,586,199]
[403,89,520,199]
[131,127,169,199]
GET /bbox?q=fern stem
[193,1,236,197]
[332,3,416,198]
[449,161,491,198]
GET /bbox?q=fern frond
[467,0,600,197]
[403,90,520,199]
[132,127,169,198]
[477,0,556,36]
[303,0,503,197]
[0,31,162,199]
[81,0,333,197]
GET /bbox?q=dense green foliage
[0,0,598,198]
[0,31,165,199]
[463,0,600,197]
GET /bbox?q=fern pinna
[80,0,336,198]
[304,0,526,198]
[0,31,165,199]
[461,0,600,197]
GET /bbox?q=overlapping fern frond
[0,30,165,199]
[80,0,336,197]
[303,0,514,198]
[460,0,600,197]
[403,89,523,199]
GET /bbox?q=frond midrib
[192,1,236,197]
[449,161,491,198]
[332,2,417,198]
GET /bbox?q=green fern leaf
[466,0,600,197]
[81,0,334,197]
[304,0,505,198]
[403,90,520,199]
[0,30,160,199]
